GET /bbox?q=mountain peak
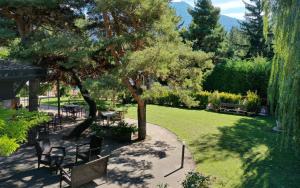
[170,1,240,31]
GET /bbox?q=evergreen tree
[187,0,225,55]
[241,0,273,58]
[228,27,249,58]
[90,0,213,139]
[0,0,100,138]
[0,0,213,140]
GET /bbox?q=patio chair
[75,135,103,163]
[35,139,66,171]
[48,114,63,131]
[60,155,109,188]
[37,123,50,139]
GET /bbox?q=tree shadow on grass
[191,117,300,188]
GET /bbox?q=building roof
[0,59,46,80]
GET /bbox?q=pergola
[0,59,46,111]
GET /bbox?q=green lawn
[126,105,300,188]
[40,97,85,106]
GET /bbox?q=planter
[111,132,132,142]
[97,126,133,142]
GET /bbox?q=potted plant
[111,121,137,142]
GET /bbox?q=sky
[172,0,246,20]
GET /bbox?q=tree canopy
[0,0,213,140]
[241,0,273,58]
[185,0,225,56]
[266,0,300,152]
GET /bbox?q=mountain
[170,1,240,32]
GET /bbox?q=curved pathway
[103,118,195,188]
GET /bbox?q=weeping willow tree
[266,0,300,152]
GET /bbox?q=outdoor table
[63,104,82,118]
[101,111,116,125]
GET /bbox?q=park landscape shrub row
[149,90,262,113]
[204,57,271,98]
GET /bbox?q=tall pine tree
[241,0,273,58]
[187,0,225,55]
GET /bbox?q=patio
[0,118,195,188]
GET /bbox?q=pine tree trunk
[137,101,146,140]
[66,70,97,139]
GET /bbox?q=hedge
[148,90,261,112]
[204,58,271,98]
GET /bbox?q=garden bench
[219,102,247,115]
[60,155,109,188]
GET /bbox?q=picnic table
[100,111,116,125]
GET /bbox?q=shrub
[208,91,221,109]
[182,171,212,188]
[218,92,242,104]
[0,136,19,157]
[204,58,271,98]
[193,91,211,109]
[111,121,138,136]
[0,108,50,156]
[242,91,261,112]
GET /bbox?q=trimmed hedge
[204,58,271,98]
[148,90,261,112]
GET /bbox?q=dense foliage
[204,57,271,98]
[266,0,300,151]
[182,171,212,188]
[240,0,273,58]
[183,0,225,56]
[227,27,249,59]
[0,108,50,156]
[146,89,261,113]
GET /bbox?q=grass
[40,97,85,106]
[126,105,300,188]
[40,97,129,111]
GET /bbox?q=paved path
[0,115,195,188]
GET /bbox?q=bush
[182,171,212,188]
[242,91,261,113]
[218,92,242,104]
[111,121,138,136]
[208,91,221,109]
[193,91,211,109]
[0,136,19,157]
[204,57,271,98]
[0,108,50,156]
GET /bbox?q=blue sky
[172,0,246,19]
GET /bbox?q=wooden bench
[60,155,109,188]
[219,103,247,115]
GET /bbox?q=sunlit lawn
[126,105,300,188]
[41,97,85,106]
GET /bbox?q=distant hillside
[170,1,240,31]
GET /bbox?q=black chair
[49,115,63,131]
[75,135,103,163]
[37,123,49,139]
[35,139,66,172]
